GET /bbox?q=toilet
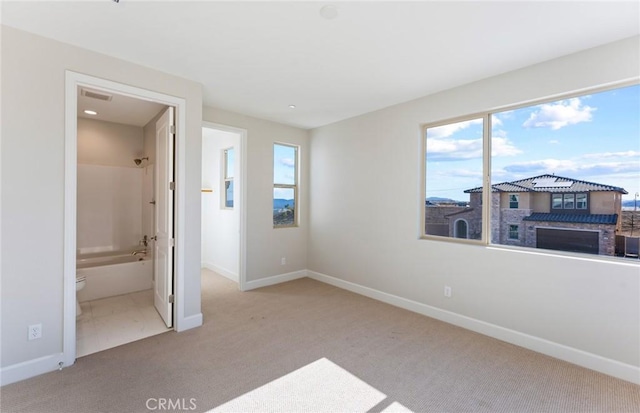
[76,275,86,317]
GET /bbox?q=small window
[223,148,234,208]
[508,225,519,240]
[576,193,587,209]
[273,143,298,227]
[552,194,563,209]
[509,194,519,209]
[563,193,575,209]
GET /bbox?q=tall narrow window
[273,143,298,227]
[223,148,234,208]
[576,193,588,210]
[508,225,519,240]
[424,117,484,240]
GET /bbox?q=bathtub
[76,250,153,302]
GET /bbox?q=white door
[154,107,175,328]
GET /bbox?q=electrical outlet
[444,286,452,298]
[281,257,286,265]
[28,324,42,340]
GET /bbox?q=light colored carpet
[1,269,639,412]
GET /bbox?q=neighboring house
[468,174,626,255]
[427,174,627,256]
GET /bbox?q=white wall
[201,128,240,280]
[1,26,202,372]
[77,118,144,167]
[77,164,143,254]
[309,36,640,377]
[202,108,309,283]
[77,118,145,254]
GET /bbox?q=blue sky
[426,84,640,202]
[274,143,297,200]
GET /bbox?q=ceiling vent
[80,88,113,102]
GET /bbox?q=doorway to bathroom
[64,72,187,364]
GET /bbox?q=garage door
[536,228,599,255]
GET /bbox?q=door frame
[63,71,187,366]
[202,121,248,291]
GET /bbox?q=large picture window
[273,143,298,228]
[423,83,639,259]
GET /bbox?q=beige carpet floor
[1,269,639,412]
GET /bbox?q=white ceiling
[77,87,167,127]
[2,1,639,129]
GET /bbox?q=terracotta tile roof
[465,174,627,194]
[523,213,619,225]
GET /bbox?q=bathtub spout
[131,249,147,256]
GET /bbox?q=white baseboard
[177,313,203,332]
[307,270,640,385]
[0,353,70,386]
[243,270,308,291]
[202,262,239,283]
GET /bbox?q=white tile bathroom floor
[76,289,171,357]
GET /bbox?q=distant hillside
[427,197,456,203]
[273,199,294,209]
[622,200,639,208]
[426,197,466,206]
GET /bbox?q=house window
[273,143,298,227]
[424,117,484,241]
[563,194,575,209]
[222,148,234,208]
[422,82,639,260]
[576,193,587,209]
[551,193,587,210]
[509,194,519,209]
[508,225,519,240]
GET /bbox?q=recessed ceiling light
[289,105,296,109]
[84,110,98,115]
[319,5,338,20]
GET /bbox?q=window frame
[273,142,299,228]
[222,147,234,209]
[420,113,490,245]
[508,224,519,240]
[509,194,519,209]
[550,192,588,212]
[419,79,638,262]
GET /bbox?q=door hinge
[169,181,175,190]
[170,125,176,134]
[169,238,175,247]
[169,294,175,304]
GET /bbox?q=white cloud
[279,158,295,167]
[427,118,482,139]
[523,98,595,130]
[427,138,483,160]
[581,150,640,159]
[427,136,520,161]
[492,137,522,157]
[548,140,560,145]
[501,158,639,179]
[503,159,577,174]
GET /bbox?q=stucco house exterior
[427,174,627,256]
